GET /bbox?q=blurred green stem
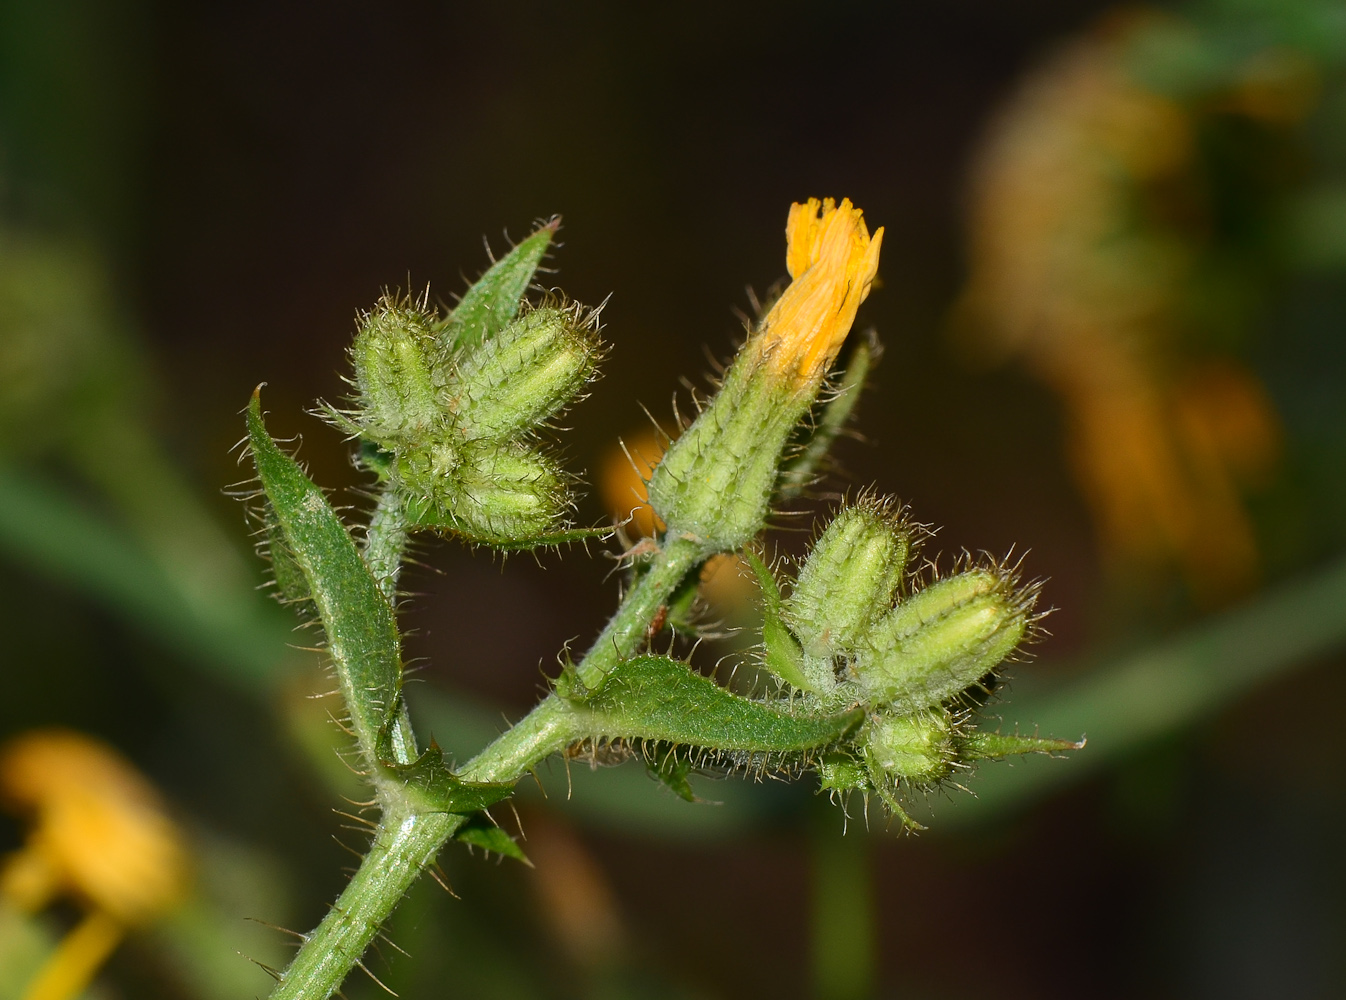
[811,819,874,1000]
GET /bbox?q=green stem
[268,533,708,999]
[363,487,408,602]
[810,818,874,1000]
[270,699,585,1000]
[576,532,707,688]
[267,807,462,1000]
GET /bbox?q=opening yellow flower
[756,197,883,387]
[647,197,884,550]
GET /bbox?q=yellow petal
[759,198,883,386]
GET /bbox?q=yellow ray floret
[758,197,883,385]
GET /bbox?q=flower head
[646,197,883,550]
[755,197,883,387]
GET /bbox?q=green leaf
[744,551,814,692]
[246,390,404,763]
[959,731,1085,760]
[453,815,528,863]
[647,748,697,802]
[439,221,557,351]
[375,710,513,814]
[261,500,312,608]
[569,655,861,753]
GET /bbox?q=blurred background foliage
[1,1,1344,998]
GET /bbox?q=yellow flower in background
[1,729,189,1000]
[756,197,884,387]
[599,427,666,538]
[954,15,1284,602]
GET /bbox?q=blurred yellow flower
[599,427,666,538]
[1,729,189,1000]
[756,197,883,387]
[955,16,1283,601]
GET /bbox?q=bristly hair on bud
[319,224,608,550]
[851,560,1038,713]
[648,198,884,551]
[785,494,914,659]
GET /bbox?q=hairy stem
[576,532,707,688]
[269,532,710,999]
[267,807,462,1000]
[362,487,408,602]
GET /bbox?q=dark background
[2,2,1343,999]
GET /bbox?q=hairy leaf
[745,551,813,692]
[375,712,513,814]
[439,222,557,351]
[247,390,404,763]
[454,815,528,863]
[569,655,861,752]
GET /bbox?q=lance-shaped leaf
[744,551,814,692]
[454,815,528,863]
[958,730,1086,760]
[247,390,405,767]
[647,748,697,802]
[566,655,861,752]
[439,221,558,351]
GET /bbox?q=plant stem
[267,807,462,1000]
[268,532,709,999]
[363,487,408,601]
[270,698,585,1000]
[575,532,707,688]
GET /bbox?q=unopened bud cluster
[329,228,602,547]
[761,497,1054,826]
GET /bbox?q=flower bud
[855,569,1031,713]
[648,198,882,550]
[862,707,955,788]
[786,500,909,657]
[646,368,803,549]
[398,440,567,544]
[350,299,444,443]
[451,304,600,440]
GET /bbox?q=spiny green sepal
[438,222,557,351]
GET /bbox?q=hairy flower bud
[451,304,600,440]
[398,440,567,544]
[855,569,1032,713]
[350,299,443,443]
[862,707,956,788]
[786,500,909,657]
[648,198,882,550]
